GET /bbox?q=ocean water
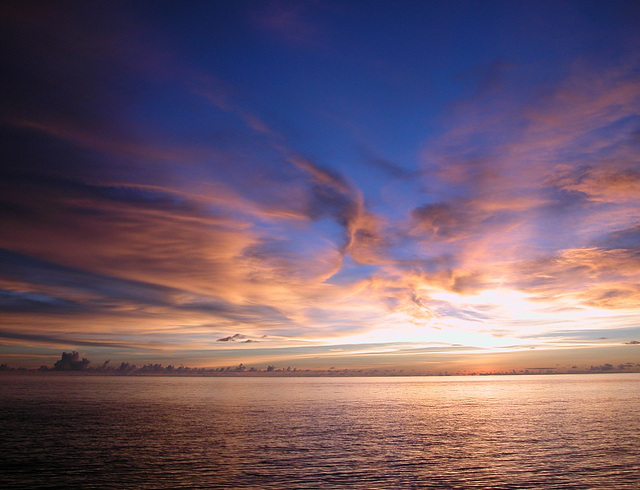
[1,374,639,488]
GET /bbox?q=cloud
[597,224,640,250]
[1,3,640,367]
[364,154,415,180]
[455,60,515,100]
[547,166,640,203]
[411,202,473,242]
[0,289,82,314]
[217,334,248,342]
[512,247,640,308]
[250,1,323,47]
[0,331,133,350]
[413,56,640,273]
[190,53,390,273]
[53,351,90,371]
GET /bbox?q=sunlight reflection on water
[1,374,639,488]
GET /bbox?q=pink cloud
[251,1,323,47]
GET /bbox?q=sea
[1,373,639,488]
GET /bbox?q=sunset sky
[1,1,639,372]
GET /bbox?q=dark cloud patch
[177,299,290,327]
[0,248,176,309]
[588,363,615,371]
[0,331,133,349]
[251,0,323,47]
[625,340,640,345]
[0,133,212,222]
[539,184,590,215]
[409,197,519,246]
[0,248,294,328]
[581,286,640,310]
[411,202,470,241]
[368,157,413,179]
[292,156,351,195]
[451,273,489,294]
[455,59,515,100]
[241,238,303,281]
[307,181,358,234]
[359,149,415,179]
[433,154,504,196]
[590,288,636,305]
[53,351,90,371]
[217,333,248,342]
[88,184,205,216]
[597,224,640,251]
[292,155,388,263]
[0,290,83,314]
[545,164,640,203]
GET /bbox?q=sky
[1,0,639,372]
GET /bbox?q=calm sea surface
[1,374,639,488]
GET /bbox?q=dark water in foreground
[1,374,639,488]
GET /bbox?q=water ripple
[1,374,639,488]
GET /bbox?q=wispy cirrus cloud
[1,1,639,369]
[415,57,640,262]
[343,57,640,348]
[250,0,325,47]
